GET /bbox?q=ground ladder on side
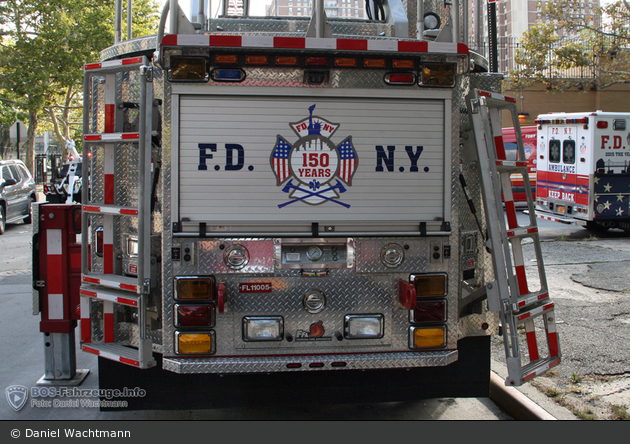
[79,56,156,369]
[468,89,561,386]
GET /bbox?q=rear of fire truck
[32,0,558,409]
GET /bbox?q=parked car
[0,159,38,234]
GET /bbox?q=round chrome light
[423,12,441,30]
[381,243,405,268]
[224,245,249,269]
[303,290,326,314]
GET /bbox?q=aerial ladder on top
[468,89,561,386]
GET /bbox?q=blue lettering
[405,146,424,172]
[198,143,217,170]
[225,144,245,171]
[375,146,395,172]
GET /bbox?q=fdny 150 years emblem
[270,104,358,208]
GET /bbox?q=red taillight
[175,304,214,327]
[306,57,327,66]
[413,300,447,323]
[384,73,415,85]
[95,227,104,256]
[597,121,608,129]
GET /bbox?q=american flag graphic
[593,175,630,217]
[337,136,357,185]
[271,136,292,184]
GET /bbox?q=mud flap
[97,336,491,411]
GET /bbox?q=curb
[489,371,557,420]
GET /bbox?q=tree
[506,0,630,91]
[0,0,160,172]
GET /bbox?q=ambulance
[535,111,630,231]
[502,125,537,204]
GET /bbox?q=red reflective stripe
[457,43,469,54]
[118,297,138,306]
[82,345,99,355]
[104,314,114,342]
[505,201,518,228]
[548,331,560,357]
[84,62,102,70]
[122,56,143,65]
[119,357,140,367]
[515,265,529,295]
[494,135,506,159]
[210,35,242,47]
[80,288,97,297]
[104,174,114,205]
[120,209,139,216]
[526,328,539,361]
[83,276,100,284]
[337,39,367,51]
[83,135,102,141]
[47,255,63,296]
[274,37,305,48]
[120,283,137,292]
[121,133,140,139]
[104,244,114,274]
[398,40,428,52]
[161,34,178,46]
[82,205,101,212]
[105,104,115,133]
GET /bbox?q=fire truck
[31,0,560,409]
[535,111,630,232]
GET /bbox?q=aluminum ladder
[468,89,561,386]
[79,55,155,369]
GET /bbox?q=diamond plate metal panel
[355,238,430,273]
[99,26,502,373]
[162,350,458,374]
[196,239,275,274]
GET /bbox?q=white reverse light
[344,314,384,339]
[242,316,283,341]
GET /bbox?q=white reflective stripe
[46,229,63,255]
[427,42,459,54]
[99,351,119,361]
[367,40,397,52]
[242,35,273,48]
[305,38,336,49]
[48,294,64,320]
[177,34,210,46]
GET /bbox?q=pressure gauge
[306,246,323,262]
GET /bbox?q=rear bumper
[162,350,458,374]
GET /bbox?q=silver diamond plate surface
[100,37,157,62]
[163,349,458,374]
[96,23,504,374]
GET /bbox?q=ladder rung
[517,291,549,309]
[507,226,538,238]
[82,343,141,367]
[496,160,528,168]
[83,132,140,143]
[522,356,561,383]
[82,273,139,293]
[82,204,138,216]
[80,286,140,307]
[84,56,146,74]
[516,301,554,322]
